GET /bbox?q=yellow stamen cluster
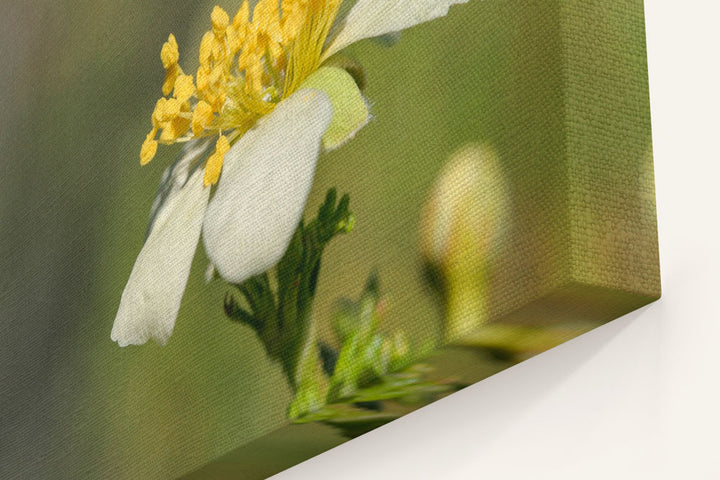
[140,0,343,187]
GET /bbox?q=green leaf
[223,189,354,393]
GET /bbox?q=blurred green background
[0,1,653,478]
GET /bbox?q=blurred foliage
[290,273,460,438]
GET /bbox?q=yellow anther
[153,97,181,122]
[199,32,215,67]
[267,38,283,62]
[159,115,190,143]
[196,66,210,92]
[192,100,214,136]
[253,0,281,32]
[160,34,180,69]
[204,135,231,186]
[226,25,241,54]
[165,98,181,117]
[173,74,195,103]
[244,60,264,96]
[203,91,219,112]
[211,6,230,34]
[211,37,225,63]
[282,0,308,38]
[237,43,253,72]
[152,97,168,125]
[209,64,226,85]
[162,64,183,96]
[212,91,227,112]
[232,1,250,30]
[140,131,158,165]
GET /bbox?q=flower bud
[420,144,508,342]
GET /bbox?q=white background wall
[275,1,720,478]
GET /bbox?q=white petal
[147,138,212,239]
[202,89,333,284]
[324,0,468,59]
[111,165,210,347]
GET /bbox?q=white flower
[112,0,468,346]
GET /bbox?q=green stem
[278,303,314,392]
[287,317,329,419]
[444,265,489,343]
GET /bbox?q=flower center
[140,0,343,186]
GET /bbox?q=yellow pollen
[140,1,343,181]
[196,66,210,92]
[173,74,195,103]
[140,132,158,165]
[151,98,167,125]
[226,25,241,54]
[232,1,250,30]
[204,135,231,186]
[159,115,190,143]
[199,32,215,67]
[192,101,215,136]
[162,66,180,96]
[153,97,181,123]
[160,34,179,69]
[211,6,230,33]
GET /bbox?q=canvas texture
[0,0,659,478]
